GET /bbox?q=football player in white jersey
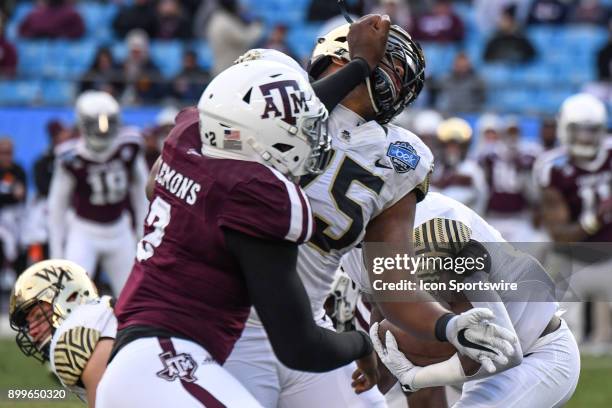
[9,259,116,406]
[341,192,580,407]
[48,91,149,295]
[224,22,518,408]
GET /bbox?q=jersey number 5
[308,156,384,252]
[136,197,171,261]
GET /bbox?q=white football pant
[63,214,135,296]
[224,313,388,408]
[96,337,262,408]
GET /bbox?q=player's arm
[363,192,451,338]
[146,157,162,201]
[81,338,113,408]
[48,162,75,259]
[311,15,390,112]
[540,186,591,242]
[224,229,373,373]
[129,153,150,236]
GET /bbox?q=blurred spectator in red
[255,25,298,62]
[0,12,17,77]
[154,0,191,39]
[207,0,263,76]
[122,29,166,104]
[171,50,211,102]
[571,0,610,26]
[370,0,411,29]
[437,52,485,113]
[597,20,612,80]
[19,0,84,39]
[80,47,124,97]
[33,120,72,198]
[527,0,570,25]
[484,6,536,63]
[307,0,364,22]
[412,0,464,43]
[113,0,157,38]
[0,138,26,209]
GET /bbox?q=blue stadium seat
[40,80,75,106]
[287,24,322,61]
[5,2,34,41]
[16,41,49,77]
[481,64,513,87]
[0,80,40,105]
[77,3,119,41]
[420,43,459,78]
[63,40,98,76]
[194,43,214,70]
[150,41,184,78]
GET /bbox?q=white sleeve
[48,163,75,259]
[130,153,149,239]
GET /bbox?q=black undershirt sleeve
[310,58,371,113]
[223,228,373,372]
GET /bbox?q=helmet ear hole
[272,143,294,153]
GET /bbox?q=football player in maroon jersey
[48,90,148,296]
[97,15,396,407]
[536,93,612,351]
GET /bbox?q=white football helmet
[234,48,308,81]
[9,260,98,362]
[76,90,121,153]
[198,60,331,177]
[558,93,607,160]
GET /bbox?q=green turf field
[0,338,610,407]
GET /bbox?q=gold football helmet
[9,259,98,362]
[436,117,473,144]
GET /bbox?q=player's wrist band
[434,313,455,342]
[351,57,372,77]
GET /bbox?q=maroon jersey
[55,129,142,223]
[115,108,314,363]
[479,143,538,213]
[536,143,612,242]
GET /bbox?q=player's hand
[445,308,517,373]
[369,322,422,392]
[347,14,391,72]
[351,350,379,394]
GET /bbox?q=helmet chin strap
[365,77,380,114]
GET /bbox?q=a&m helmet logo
[386,141,421,173]
[259,80,310,126]
[156,350,198,383]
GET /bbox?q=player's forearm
[378,299,451,342]
[224,228,373,372]
[311,58,371,112]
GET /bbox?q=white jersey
[49,296,117,401]
[344,192,558,354]
[298,105,433,315]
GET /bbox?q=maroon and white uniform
[97,108,311,408]
[48,128,148,294]
[479,142,541,241]
[535,140,612,345]
[431,159,488,214]
[536,142,612,242]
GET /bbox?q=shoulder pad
[53,326,101,386]
[533,147,567,187]
[116,127,144,147]
[54,139,79,162]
